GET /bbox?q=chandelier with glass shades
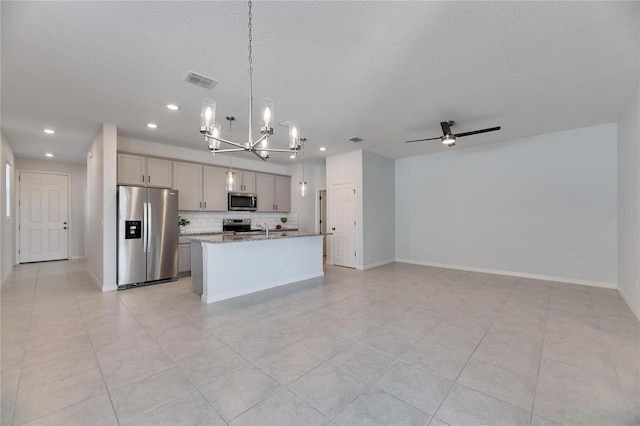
[199,0,302,161]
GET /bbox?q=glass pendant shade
[200,99,216,133]
[299,181,307,197]
[226,171,236,191]
[260,98,274,130]
[289,121,301,150]
[260,138,269,159]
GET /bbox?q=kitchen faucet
[255,222,269,237]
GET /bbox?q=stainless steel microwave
[228,192,257,211]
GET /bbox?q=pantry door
[330,182,356,268]
[19,172,69,262]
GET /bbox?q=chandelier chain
[248,0,253,70]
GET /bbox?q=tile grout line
[66,262,124,426]
[587,289,635,424]
[527,281,551,426]
[429,277,523,424]
[8,264,39,426]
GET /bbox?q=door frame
[328,181,357,268]
[16,170,72,264]
[315,188,327,260]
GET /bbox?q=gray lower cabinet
[178,236,191,276]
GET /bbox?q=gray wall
[395,123,618,286]
[15,158,86,259]
[617,84,640,318]
[0,132,16,281]
[362,150,395,268]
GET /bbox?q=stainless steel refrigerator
[117,186,179,288]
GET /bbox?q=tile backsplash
[178,211,298,234]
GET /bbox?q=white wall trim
[87,267,117,292]
[395,258,617,289]
[363,258,395,270]
[87,266,102,290]
[618,286,640,322]
[70,256,87,260]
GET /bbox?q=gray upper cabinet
[173,162,227,211]
[240,171,256,193]
[173,162,203,210]
[146,157,173,188]
[118,153,172,188]
[256,173,291,212]
[274,175,291,212]
[256,173,275,212]
[203,166,227,211]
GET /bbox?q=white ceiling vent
[348,137,363,143]
[184,72,218,90]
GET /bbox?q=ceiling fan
[405,121,501,147]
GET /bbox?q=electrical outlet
[490,251,496,259]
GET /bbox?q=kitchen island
[187,232,325,303]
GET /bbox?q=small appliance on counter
[117,186,179,289]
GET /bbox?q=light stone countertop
[185,231,326,244]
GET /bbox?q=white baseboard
[86,266,118,292]
[87,268,108,291]
[363,259,395,270]
[617,286,640,322]
[395,258,617,289]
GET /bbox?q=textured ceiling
[2,1,638,165]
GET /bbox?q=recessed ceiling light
[319,147,326,151]
[45,153,54,157]
[43,129,55,134]
[166,104,179,111]
[147,123,158,129]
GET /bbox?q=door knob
[332,227,336,231]
[63,227,68,230]
[63,222,67,225]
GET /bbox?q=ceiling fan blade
[454,126,501,138]
[404,136,442,143]
[440,121,452,136]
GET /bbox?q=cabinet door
[242,171,256,193]
[203,166,227,211]
[118,154,146,185]
[274,175,291,212]
[256,173,275,212]
[147,157,172,188]
[178,244,191,274]
[173,162,202,210]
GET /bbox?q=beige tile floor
[1,260,638,426]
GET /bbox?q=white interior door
[330,182,356,268]
[19,172,69,262]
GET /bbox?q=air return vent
[348,137,363,143]
[184,71,218,90]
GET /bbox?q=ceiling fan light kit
[405,120,501,148]
[198,1,302,161]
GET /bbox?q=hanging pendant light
[225,116,236,191]
[299,137,307,197]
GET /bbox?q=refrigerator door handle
[142,202,148,253]
[147,202,152,253]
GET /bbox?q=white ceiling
[2,1,638,165]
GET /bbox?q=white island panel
[201,235,324,303]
